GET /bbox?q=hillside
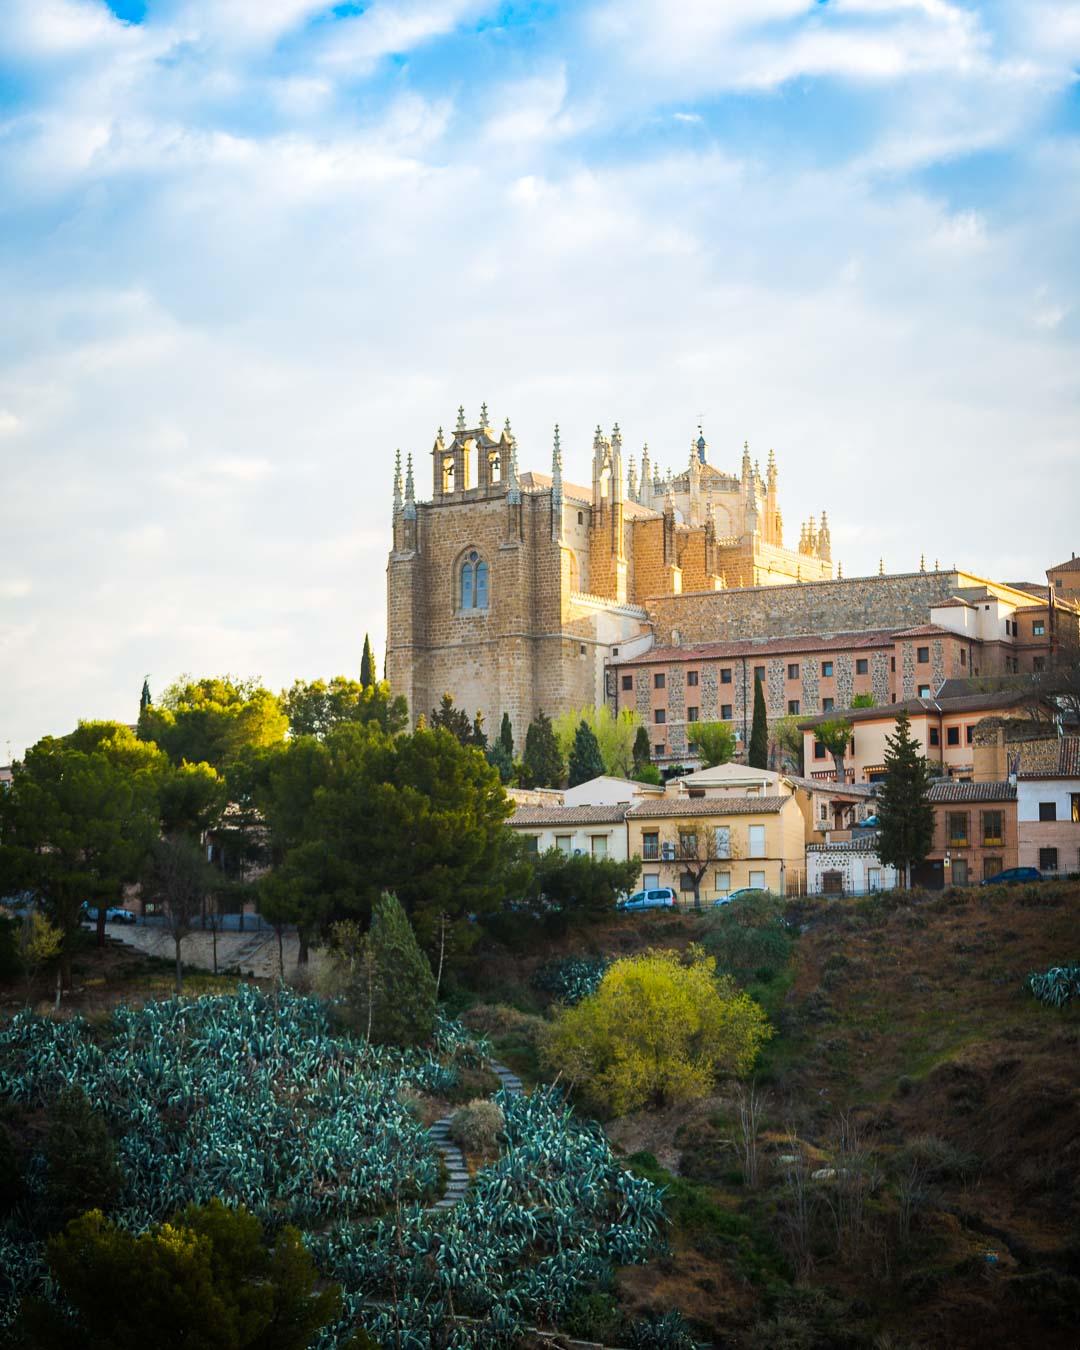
[466,882,1080,1348]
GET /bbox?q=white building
[508,804,631,861]
[1015,737,1080,875]
[806,832,898,896]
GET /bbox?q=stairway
[426,1059,523,1211]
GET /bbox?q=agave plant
[1026,964,1080,1008]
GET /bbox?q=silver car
[617,887,677,912]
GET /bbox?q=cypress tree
[522,711,564,788]
[361,892,436,1047]
[876,710,934,889]
[568,719,605,787]
[499,712,514,758]
[632,725,651,773]
[139,677,152,716]
[471,710,488,750]
[360,635,375,690]
[748,674,768,769]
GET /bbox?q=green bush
[1026,963,1080,1008]
[533,956,609,1005]
[562,1290,628,1342]
[448,1098,504,1155]
[702,893,794,984]
[44,1088,123,1224]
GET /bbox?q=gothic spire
[506,425,520,504]
[611,422,622,455]
[393,448,403,515]
[479,401,489,429]
[455,405,466,435]
[627,454,638,501]
[404,452,416,519]
[551,425,563,542]
[766,446,777,487]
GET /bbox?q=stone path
[427,1060,523,1211]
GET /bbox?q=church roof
[519,472,659,519]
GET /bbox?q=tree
[139,677,152,718]
[39,1200,339,1350]
[138,676,288,772]
[632,725,651,775]
[471,710,488,750]
[668,819,733,910]
[430,693,473,746]
[554,706,643,778]
[0,726,164,981]
[541,947,772,1115]
[44,1087,123,1224]
[633,763,663,785]
[282,676,407,739]
[339,892,437,1046]
[770,714,804,774]
[499,712,514,758]
[146,835,215,993]
[568,720,605,787]
[17,910,62,1005]
[158,760,228,839]
[851,693,876,709]
[876,710,935,889]
[485,741,514,784]
[360,634,375,690]
[814,717,854,783]
[525,850,642,927]
[688,720,736,769]
[522,711,564,788]
[748,675,769,770]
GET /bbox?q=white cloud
[0,410,23,436]
[0,580,33,599]
[314,0,491,74]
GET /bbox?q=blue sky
[1,0,1078,757]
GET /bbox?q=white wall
[807,848,898,894]
[1018,779,1079,821]
[510,821,629,862]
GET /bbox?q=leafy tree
[770,714,804,774]
[499,712,514,758]
[525,850,641,928]
[0,726,164,979]
[430,693,473,746]
[668,821,731,910]
[542,947,772,1115]
[339,892,437,1046]
[702,892,793,984]
[521,711,564,788]
[44,1087,123,1224]
[876,710,934,889]
[851,693,876,709]
[748,675,769,769]
[18,910,62,1004]
[688,720,736,769]
[138,676,288,772]
[813,717,854,782]
[554,706,643,778]
[360,634,375,690]
[39,1200,339,1350]
[568,720,605,787]
[139,677,152,719]
[158,760,228,838]
[282,676,407,739]
[632,725,652,775]
[146,835,215,993]
[633,763,663,786]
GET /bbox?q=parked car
[857,815,879,828]
[713,887,771,908]
[81,904,138,925]
[981,867,1043,886]
[617,888,676,912]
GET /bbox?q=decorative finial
[456,405,466,434]
[404,452,416,519]
[837,560,843,579]
[611,422,622,452]
[480,401,489,429]
[934,558,939,571]
[920,552,926,572]
[436,425,444,445]
[503,416,512,438]
[393,448,403,513]
[879,557,884,575]
[553,424,563,471]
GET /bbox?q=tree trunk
[277,925,285,981]
[832,751,847,783]
[60,949,73,992]
[174,935,183,994]
[297,929,309,966]
[435,913,446,999]
[96,907,107,948]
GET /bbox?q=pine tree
[522,711,564,788]
[745,675,772,772]
[568,719,605,787]
[360,635,375,690]
[430,693,473,745]
[139,677,152,716]
[876,710,934,889]
[499,712,514,758]
[362,892,437,1047]
[632,725,652,774]
[471,710,487,750]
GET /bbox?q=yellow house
[624,795,806,902]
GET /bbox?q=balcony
[810,769,856,784]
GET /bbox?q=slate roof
[927,781,1016,803]
[510,805,628,827]
[626,795,789,818]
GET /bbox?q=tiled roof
[931,597,977,609]
[799,687,1039,730]
[927,781,1016,803]
[784,775,877,798]
[626,795,789,818]
[1048,556,1080,574]
[1005,582,1048,596]
[519,471,657,520]
[1017,736,1080,779]
[510,805,628,827]
[891,624,953,639]
[613,629,897,666]
[808,831,882,854]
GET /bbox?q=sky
[1,0,1079,759]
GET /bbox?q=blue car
[981,868,1043,886]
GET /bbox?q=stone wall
[649,571,967,645]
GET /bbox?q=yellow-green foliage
[541,946,772,1115]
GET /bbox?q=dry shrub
[460,1003,544,1039]
[448,1098,505,1155]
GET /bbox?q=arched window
[460,551,489,611]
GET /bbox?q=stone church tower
[386,407,832,740]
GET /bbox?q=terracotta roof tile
[626,795,789,818]
[615,630,897,665]
[1017,736,1080,779]
[927,781,1016,803]
[891,624,953,639]
[1048,556,1080,574]
[510,805,628,827]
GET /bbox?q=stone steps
[423,1059,525,1212]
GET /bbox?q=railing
[810,769,856,784]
